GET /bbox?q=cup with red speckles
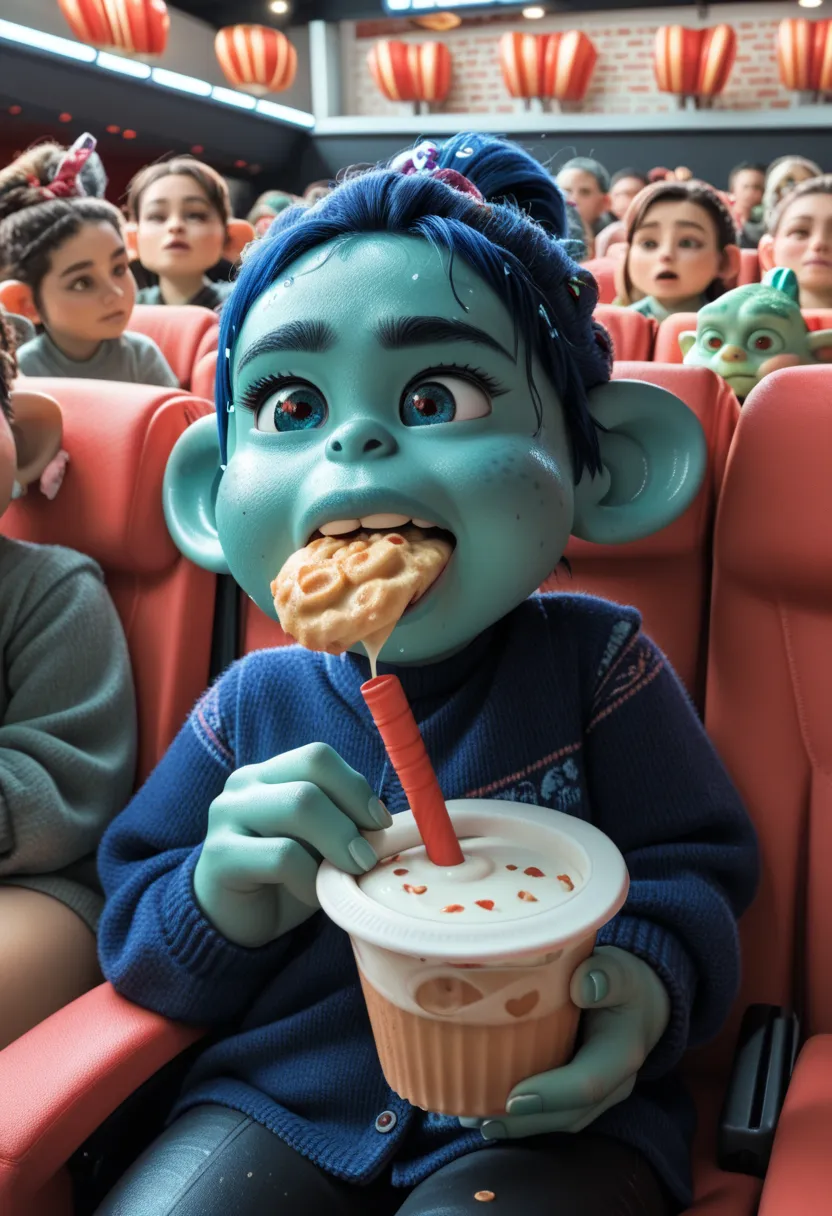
[317,800,628,1117]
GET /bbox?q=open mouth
[306,514,457,615]
[655,270,679,281]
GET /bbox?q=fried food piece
[270,527,452,655]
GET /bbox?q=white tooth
[411,518,436,529]
[319,519,361,536]
[360,513,410,529]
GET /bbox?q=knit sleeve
[133,334,179,387]
[0,549,137,874]
[97,662,292,1025]
[583,620,760,1080]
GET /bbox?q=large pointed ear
[224,218,255,264]
[163,414,230,574]
[758,233,775,273]
[9,390,63,485]
[808,329,832,363]
[572,379,707,544]
[679,331,697,358]
[123,221,140,262]
[719,243,742,285]
[0,280,40,325]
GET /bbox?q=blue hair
[218,133,611,477]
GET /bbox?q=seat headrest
[717,366,832,599]
[129,305,219,386]
[2,379,212,574]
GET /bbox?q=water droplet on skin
[283,277,294,288]
[412,273,419,280]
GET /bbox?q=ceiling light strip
[0,18,314,129]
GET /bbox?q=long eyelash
[237,372,298,413]
[420,362,509,397]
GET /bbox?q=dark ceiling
[172,0,759,29]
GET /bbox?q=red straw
[361,674,464,867]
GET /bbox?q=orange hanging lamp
[215,24,297,96]
[544,30,598,104]
[654,24,736,108]
[57,0,169,56]
[778,18,832,98]
[368,40,451,112]
[499,31,551,104]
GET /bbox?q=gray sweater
[0,536,137,928]
[17,330,178,387]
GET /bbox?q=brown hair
[0,311,17,423]
[0,147,122,307]
[127,157,231,225]
[616,179,738,305]
[766,172,832,236]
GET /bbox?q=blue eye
[255,382,327,433]
[400,374,492,428]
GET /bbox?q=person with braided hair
[0,135,176,386]
[0,306,136,1048]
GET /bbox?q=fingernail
[581,969,609,1005]
[481,1121,506,1141]
[367,796,393,829]
[348,837,378,872]
[506,1094,542,1117]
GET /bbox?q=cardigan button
[375,1110,397,1133]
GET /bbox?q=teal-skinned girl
[94,134,759,1216]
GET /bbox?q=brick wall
[345,2,799,118]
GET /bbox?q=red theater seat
[654,312,698,364]
[594,304,656,361]
[128,304,219,398]
[543,362,739,708]
[582,256,617,304]
[695,365,832,1211]
[1,380,216,782]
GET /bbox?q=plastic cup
[317,799,628,1118]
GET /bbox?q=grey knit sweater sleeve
[0,536,137,875]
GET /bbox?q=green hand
[459,946,670,1139]
[193,742,392,947]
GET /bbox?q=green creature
[680,267,832,400]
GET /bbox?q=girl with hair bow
[0,134,176,388]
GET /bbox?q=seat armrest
[0,983,203,1208]
[718,1004,799,1177]
[758,1035,832,1215]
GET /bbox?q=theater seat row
[597,305,832,365]
[1,364,831,1214]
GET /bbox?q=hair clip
[566,277,582,300]
[389,141,485,205]
[49,132,97,200]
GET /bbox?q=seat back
[654,312,699,364]
[802,309,832,333]
[582,257,617,304]
[128,305,219,394]
[594,305,656,361]
[544,363,739,708]
[703,366,832,1069]
[1,380,216,783]
[737,247,760,286]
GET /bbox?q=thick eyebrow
[59,259,93,278]
[236,320,338,371]
[145,195,209,207]
[636,219,707,234]
[374,315,515,362]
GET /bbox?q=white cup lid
[317,800,629,961]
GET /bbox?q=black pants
[94,1104,676,1216]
